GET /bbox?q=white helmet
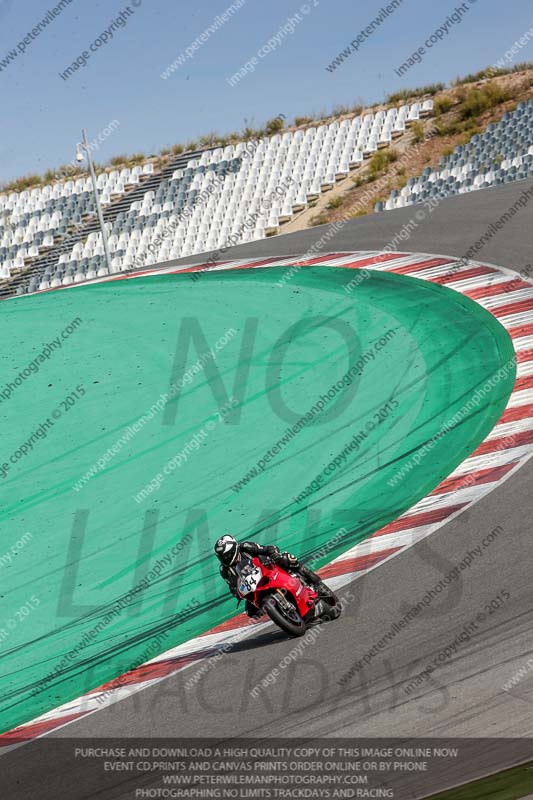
[214,534,239,566]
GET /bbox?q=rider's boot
[315,599,341,621]
[299,565,341,620]
[299,565,330,597]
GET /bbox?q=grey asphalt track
[165,179,533,272]
[4,181,533,798]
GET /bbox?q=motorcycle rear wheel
[262,595,306,637]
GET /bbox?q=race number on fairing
[238,565,262,594]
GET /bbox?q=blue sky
[0,0,532,182]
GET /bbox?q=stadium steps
[0,150,206,300]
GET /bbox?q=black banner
[2,738,533,799]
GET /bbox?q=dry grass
[309,69,533,225]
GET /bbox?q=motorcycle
[234,554,341,637]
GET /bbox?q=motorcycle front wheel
[262,595,306,637]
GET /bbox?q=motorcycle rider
[214,535,339,619]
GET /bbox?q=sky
[0,0,532,182]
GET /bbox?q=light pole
[76,129,112,274]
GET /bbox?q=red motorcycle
[234,554,341,637]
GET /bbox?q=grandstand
[376,98,533,212]
[4,80,533,297]
[0,100,431,298]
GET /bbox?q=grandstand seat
[1,101,436,292]
[377,98,533,212]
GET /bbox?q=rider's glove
[274,551,299,570]
[282,552,299,568]
[265,545,280,560]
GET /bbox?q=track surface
[4,182,533,797]
[3,264,514,735]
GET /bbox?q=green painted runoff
[0,266,515,734]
